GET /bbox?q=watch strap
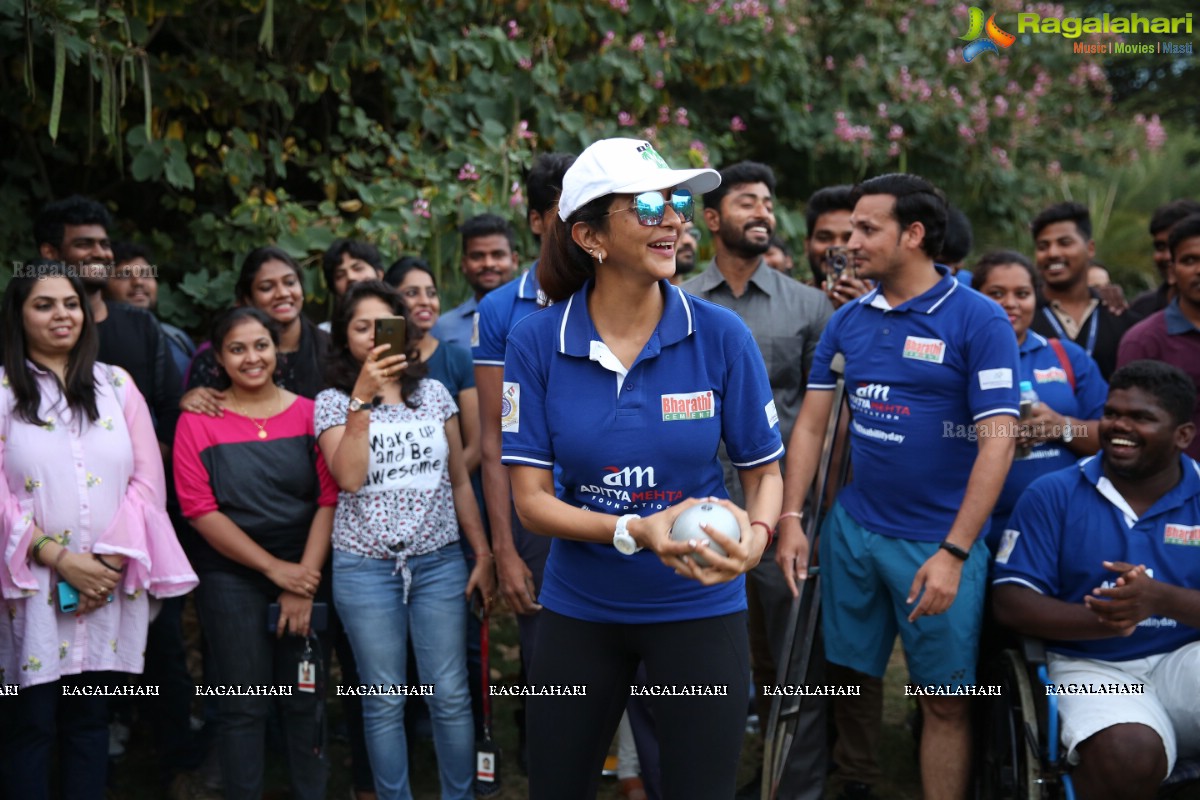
[938,540,970,561]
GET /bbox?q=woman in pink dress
[0,263,198,799]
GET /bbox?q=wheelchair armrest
[1020,636,1048,666]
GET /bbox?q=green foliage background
[3,0,1197,331]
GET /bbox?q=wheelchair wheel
[975,649,1044,800]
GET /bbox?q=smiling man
[993,360,1200,800]
[1119,214,1200,459]
[682,161,832,800]
[431,213,518,351]
[777,173,1019,800]
[1029,202,1139,380]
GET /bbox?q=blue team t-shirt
[473,268,547,367]
[501,280,783,624]
[993,454,1200,661]
[808,265,1020,542]
[986,332,1107,550]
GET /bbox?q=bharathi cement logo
[959,8,1016,63]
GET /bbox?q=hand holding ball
[669,502,741,567]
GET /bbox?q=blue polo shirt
[808,265,1020,542]
[473,268,547,367]
[501,280,783,624]
[430,295,479,352]
[986,332,1107,550]
[993,454,1200,660]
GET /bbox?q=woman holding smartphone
[0,265,198,799]
[502,139,784,799]
[173,306,337,800]
[316,280,494,800]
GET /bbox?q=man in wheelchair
[992,360,1200,800]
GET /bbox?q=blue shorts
[819,500,987,687]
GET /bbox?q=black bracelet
[94,554,124,574]
[938,540,970,561]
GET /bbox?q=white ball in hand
[670,502,741,567]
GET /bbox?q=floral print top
[0,362,199,688]
[315,380,458,598]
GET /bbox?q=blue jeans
[333,545,473,800]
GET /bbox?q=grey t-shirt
[682,259,832,503]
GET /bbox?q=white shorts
[1048,641,1200,775]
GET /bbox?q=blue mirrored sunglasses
[614,189,694,226]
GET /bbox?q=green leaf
[164,139,195,190]
[130,145,162,181]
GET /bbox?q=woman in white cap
[500,138,783,798]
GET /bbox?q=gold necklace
[230,385,281,439]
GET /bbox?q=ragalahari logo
[959,8,1016,62]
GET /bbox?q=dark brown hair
[537,195,613,303]
[2,263,100,426]
[323,280,426,408]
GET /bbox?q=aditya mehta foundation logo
[958,7,1016,63]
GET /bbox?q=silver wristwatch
[613,514,642,555]
[349,396,374,413]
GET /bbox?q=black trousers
[527,609,749,800]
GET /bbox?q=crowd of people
[2,139,1199,800]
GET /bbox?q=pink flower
[657,30,669,48]
[658,105,671,125]
[887,124,904,141]
[412,199,431,219]
[506,20,520,39]
[601,30,616,48]
[618,111,636,127]
[674,107,690,127]
[993,95,1009,116]
[957,124,975,143]
[518,57,533,70]
[630,33,646,52]
[457,163,480,181]
[731,116,747,132]
[509,181,525,208]
[1144,114,1167,151]
[609,0,629,11]
[824,55,835,71]
[642,127,658,142]
[887,142,901,157]
[517,119,535,139]
[877,103,889,119]
[1047,160,1062,179]
[652,71,665,89]
[991,147,1010,169]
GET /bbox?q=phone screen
[374,317,407,357]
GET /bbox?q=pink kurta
[1,361,198,688]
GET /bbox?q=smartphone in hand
[374,316,407,357]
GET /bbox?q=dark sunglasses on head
[610,189,694,226]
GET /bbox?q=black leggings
[527,609,749,800]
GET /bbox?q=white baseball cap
[557,138,722,221]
